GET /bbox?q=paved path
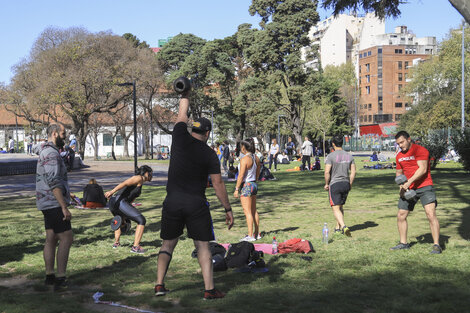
[0,160,169,198]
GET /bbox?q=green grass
[1,160,469,313]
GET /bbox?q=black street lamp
[118,81,138,173]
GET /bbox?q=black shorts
[42,207,72,234]
[398,185,437,211]
[329,181,351,206]
[161,193,215,241]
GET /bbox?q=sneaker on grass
[390,242,410,250]
[342,226,352,237]
[240,235,256,242]
[130,245,146,254]
[54,277,68,292]
[203,289,225,300]
[430,244,442,254]
[112,242,121,249]
[45,274,55,286]
[155,284,170,296]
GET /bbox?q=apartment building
[358,26,437,126]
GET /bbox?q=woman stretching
[105,165,153,253]
[234,138,261,242]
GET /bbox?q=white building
[302,13,385,69]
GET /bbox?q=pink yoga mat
[221,243,274,255]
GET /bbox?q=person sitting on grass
[234,138,262,242]
[105,165,153,254]
[80,178,107,208]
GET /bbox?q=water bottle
[272,236,278,254]
[322,223,329,244]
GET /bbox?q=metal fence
[343,135,396,152]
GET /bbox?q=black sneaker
[430,244,442,254]
[203,288,225,300]
[45,274,55,285]
[154,284,170,296]
[54,276,68,292]
[390,242,410,250]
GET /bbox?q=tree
[307,103,334,158]
[400,26,470,136]
[240,0,320,145]
[322,0,470,25]
[9,27,141,159]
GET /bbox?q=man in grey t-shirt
[324,136,356,236]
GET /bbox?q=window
[378,48,382,54]
[366,86,370,94]
[368,51,371,56]
[394,49,403,54]
[359,77,362,85]
[116,135,123,146]
[405,73,408,80]
[363,52,367,57]
[359,66,361,73]
[398,73,403,81]
[395,114,402,121]
[398,84,403,91]
[366,75,370,83]
[365,63,370,72]
[405,61,409,69]
[368,103,372,109]
[398,61,402,70]
[395,102,403,108]
[103,134,113,146]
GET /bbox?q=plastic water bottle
[322,223,329,244]
[272,236,278,254]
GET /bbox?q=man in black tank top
[154,88,234,300]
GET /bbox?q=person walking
[286,137,295,161]
[222,140,230,175]
[234,138,262,242]
[154,88,234,300]
[324,135,356,236]
[8,136,15,153]
[301,136,314,171]
[391,131,442,254]
[268,138,279,172]
[26,134,34,155]
[34,124,73,291]
[105,165,153,253]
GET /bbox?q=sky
[0,0,463,85]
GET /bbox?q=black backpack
[191,242,228,272]
[225,241,255,268]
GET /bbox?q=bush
[451,129,470,171]
[420,129,448,169]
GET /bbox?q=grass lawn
[0,159,469,313]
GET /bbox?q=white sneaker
[255,234,262,240]
[240,235,256,242]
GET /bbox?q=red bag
[278,238,314,254]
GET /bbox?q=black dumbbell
[111,215,122,231]
[394,174,417,200]
[173,76,191,94]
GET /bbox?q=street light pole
[462,22,466,131]
[277,114,285,148]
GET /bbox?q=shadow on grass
[416,233,451,250]
[0,240,43,265]
[350,220,379,232]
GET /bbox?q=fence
[343,134,397,152]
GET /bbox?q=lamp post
[462,22,466,131]
[277,114,285,148]
[118,81,138,173]
[150,102,153,159]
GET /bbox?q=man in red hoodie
[391,131,441,254]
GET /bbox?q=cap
[192,117,212,132]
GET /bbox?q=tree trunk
[449,0,470,24]
[111,127,118,160]
[322,131,326,159]
[93,132,99,161]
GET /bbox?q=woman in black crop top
[105,165,153,253]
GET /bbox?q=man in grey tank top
[324,136,356,236]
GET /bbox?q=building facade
[302,13,385,69]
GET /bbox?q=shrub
[451,129,470,171]
[420,129,448,169]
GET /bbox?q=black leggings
[113,199,146,226]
